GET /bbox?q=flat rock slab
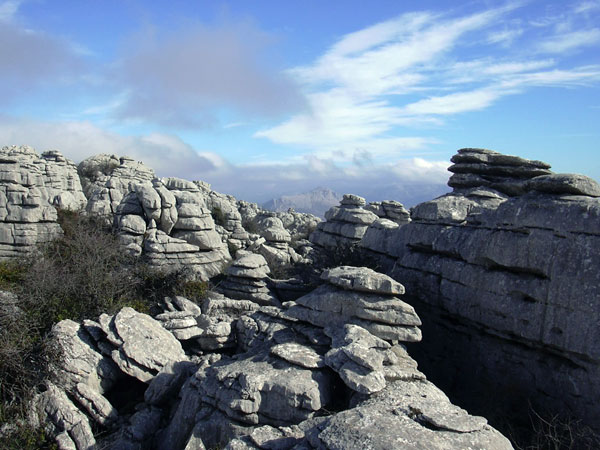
[526,173,600,197]
[196,352,332,426]
[305,379,512,450]
[110,307,187,382]
[321,266,405,295]
[270,343,325,369]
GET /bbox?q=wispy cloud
[0,0,21,22]
[113,21,305,128]
[0,1,87,101]
[537,29,600,53]
[0,114,449,205]
[256,2,600,162]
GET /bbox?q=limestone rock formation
[0,145,81,258]
[300,378,512,450]
[380,149,600,429]
[448,147,551,195]
[81,154,155,217]
[32,263,512,450]
[287,266,421,343]
[218,253,278,306]
[91,307,187,383]
[366,199,411,225]
[112,177,230,279]
[310,194,378,248]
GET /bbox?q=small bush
[0,260,25,290]
[242,217,259,234]
[507,403,600,450]
[17,210,145,330]
[175,279,210,304]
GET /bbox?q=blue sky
[1,0,599,204]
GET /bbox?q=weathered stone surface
[340,193,366,207]
[0,146,69,258]
[270,343,325,369]
[227,253,270,279]
[286,283,421,343]
[195,351,333,426]
[144,360,197,405]
[50,320,120,394]
[321,266,405,295]
[95,307,187,383]
[310,195,378,249]
[304,379,511,450]
[526,173,600,197]
[366,200,411,225]
[446,148,552,195]
[31,383,96,450]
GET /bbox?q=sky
[1,0,599,205]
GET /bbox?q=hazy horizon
[1,0,599,203]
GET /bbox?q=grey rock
[286,284,421,343]
[270,343,325,369]
[195,351,333,426]
[321,266,405,295]
[103,307,187,382]
[304,379,512,450]
[340,193,366,207]
[526,173,600,197]
[31,383,96,450]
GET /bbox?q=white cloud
[487,28,524,46]
[256,2,600,162]
[113,21,304,128]
[0,0,21,22]
[0,114,449,205]
[537,29,600,53]
[575,0,600,14]
[0,116,215,179]
[402,89,504,115]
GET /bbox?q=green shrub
[175,279,210,304]
[241,217,259,234]
[0,260,25,290]
[16,210,144,330]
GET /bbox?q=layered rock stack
[157,266,509,449]
[387,148,600,429]
[113,177,230,279]
[0,146,70,258]
[255,215,303,267]
[447,147,552,195]
[286,266,422,344]
[39,150,88,210]
[310,194,378,248]
[156,293,259,351]
[30,262,513,450]
[217,252,279,305]
[366,199,411,225]
[81,154,155,217]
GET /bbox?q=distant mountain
[262,187,342,218]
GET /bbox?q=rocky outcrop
[366,199,411,225]
[298,378,512,450]
[447,147,552,195]
[380,149,600,429]
[310,194,378,248]
[32,265,512,450]
[112,177,230,279]
[0,145,83,259]
[81,154,155,217]
[287,266,422,343]
[218,253,278,306]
